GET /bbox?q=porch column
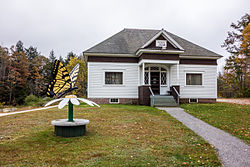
[177,63,179,85]
[138,65,140,86]
[142,63,145,85]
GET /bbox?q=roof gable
[141,30,184,51]
[143,34,179,50]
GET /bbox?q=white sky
[0,0,249,72]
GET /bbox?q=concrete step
[154,103,178,107]
[150,95,178,107]
[150,95,174,99]
[153,99,176,103]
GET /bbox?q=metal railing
[149,87,155,107]
[173,87,180,105]
[149,87,154,96]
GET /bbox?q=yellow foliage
[66,57,87,97]
[240,23,250,56]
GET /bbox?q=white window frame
[189,98,198,103]
[143,64,169,87]
[109,98,119,104]
[103,70,125,86]
[185,72,204,86]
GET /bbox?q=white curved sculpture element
[45,98,63,107]
[70,98,80,105]
[86,99,100,107]
[58,98,70,109]
[45,95,100,109]
[78,98,100,107]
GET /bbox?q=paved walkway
[158,107,250,167]
[0,105,57,117]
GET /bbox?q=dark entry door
[150,72,160,95]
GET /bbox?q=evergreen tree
[25,46,40,60]
[15,41,24,52]
[49,50,56,63]
[65,51,76,65]
[59,55,65,64]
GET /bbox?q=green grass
[181,103,250,144]
[0,104,221,166]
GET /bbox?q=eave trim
[84,52,136,57]
[180,55,222,59]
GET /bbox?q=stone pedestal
[51,119,89,137]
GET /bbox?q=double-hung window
[186,73,202,85]
[105,72,123,85]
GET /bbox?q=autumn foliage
[219,14,250,97]
[0,42,87,105]
[66,57,87,97]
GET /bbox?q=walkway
[217,98,250,105]
[0,105,57,117]
[158,107,250,167]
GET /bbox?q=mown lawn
[181,103,250,145]
[0,104,221,166]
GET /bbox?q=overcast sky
[0,0,249,71]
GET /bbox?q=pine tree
[49,50,56,63]
[65,51,76,65]
[59,55,65,64]
[15,41,24,52]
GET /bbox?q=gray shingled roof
[84,28,222,57]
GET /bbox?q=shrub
[0,102,5,109]
[25,95,40,106]
[24,95,56,107]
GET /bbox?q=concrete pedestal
[51,119,89,137]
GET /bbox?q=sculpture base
[51,119,89,137]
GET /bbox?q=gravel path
[217,98,250,105]
[0,105,57,117]
[158,107,250,167]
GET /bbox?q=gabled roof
[84,28,222,57]
[140,29,184,51]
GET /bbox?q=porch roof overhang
[138,59,179,66]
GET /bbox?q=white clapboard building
[84,28,222,106]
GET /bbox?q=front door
[150,72,160,95]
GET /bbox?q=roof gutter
[180,55,223,59]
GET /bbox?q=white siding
[170,65,177,85]
[179,65,217,98]
[88,62,139,98]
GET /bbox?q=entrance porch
[138,60,180,106]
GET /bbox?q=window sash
[105,72,123,84]
[186,74,202,85]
